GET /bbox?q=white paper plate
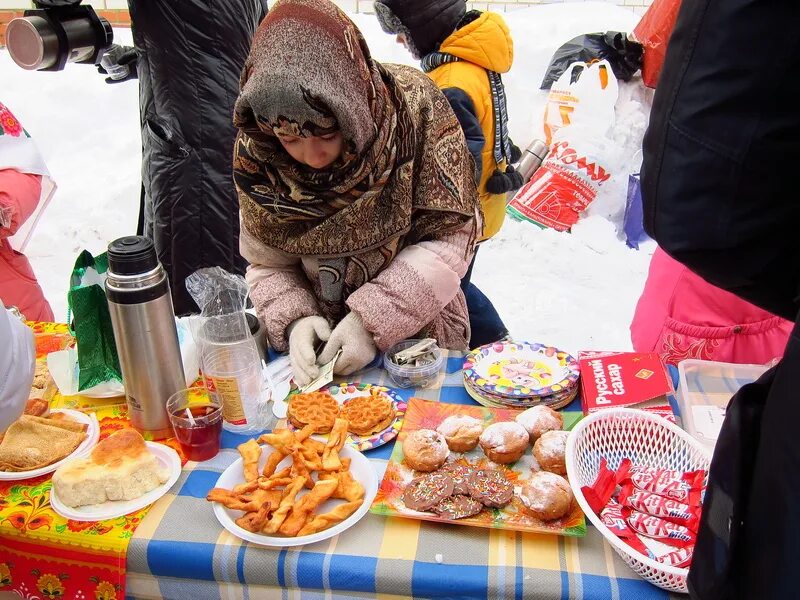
[0,409,100,481]
[212,445,378,547]
[49,442,181,521]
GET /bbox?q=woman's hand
[317,312,376,376]
[288,316,331,386]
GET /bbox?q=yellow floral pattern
[37,573,65,599]
[94,580,118,600]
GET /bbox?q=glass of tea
[166,388,223,462]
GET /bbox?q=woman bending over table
[234,0,481,386]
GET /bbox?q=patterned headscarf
[233,0,479,321]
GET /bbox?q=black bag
[689,318,800,599]
[540,31,643,90]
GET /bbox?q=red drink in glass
[170,404,223,461]
[167,389,223,462]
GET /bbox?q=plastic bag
[632,0,682,88]
[623,173,650,249]
[540,31,643,90]
[186,266,251,344]
[66,250,122,391]
[507,126,615,232]
[543,60,619,145]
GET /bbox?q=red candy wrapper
[624,508,696,548]
[582,458,632,514]
[628,466,705,505]
[655,546,693,568]
[619,483,701,531]
[600,501,653,557]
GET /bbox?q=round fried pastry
[403,472,455,511]
[287,391,339,434]
[341,392,394,435]
[519,471,573,521]
[468,468,514,508]
[433,494,483,520]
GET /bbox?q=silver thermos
[105,236,185,439]
[516,139,549,184]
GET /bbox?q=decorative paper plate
[50,442,181,521]
[463,341,580,399]
[370,398,586,537]
[0,409,100,481]
[288,382,408,452]
[212,444,378,547]
[465,378,578,411]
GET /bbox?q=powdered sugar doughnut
[533,430,569,475]
[478,421,529,464]
[403,429,450,472]
[436,415,484,452]
[515,405,563,442]
[519,471,573,521]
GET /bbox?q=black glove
[486,166,524,195]
[97,44,138,84]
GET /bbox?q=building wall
[0,0,651,46]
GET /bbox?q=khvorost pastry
[53,428,169,507]
[402,429,450,472]
[515,405,563,442]
[340,391,394,436]
[519,471,573,521]
[288,391,340,434]
[478,421,529,464]
[436,415,484,452]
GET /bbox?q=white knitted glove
[288,316,331,387]
[317,312,377,376]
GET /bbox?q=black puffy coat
[641,0,800,598]
[129,0,267,315]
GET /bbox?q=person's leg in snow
[461,248,508,348]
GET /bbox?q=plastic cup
[166,388,223,462]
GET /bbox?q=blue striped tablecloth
[125,353,680,599]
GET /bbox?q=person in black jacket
[641,0,800,597]
[103,1,267,315]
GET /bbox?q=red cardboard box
[579,351,674,421]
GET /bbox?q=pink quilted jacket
[631,247,791,366]
[0,169,54,322]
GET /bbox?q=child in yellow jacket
[375,0,521,346]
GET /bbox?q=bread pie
[53,428,169,507]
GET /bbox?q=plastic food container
[383,339,444,389]
[676,359,769,451]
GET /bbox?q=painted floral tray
[370,398,586,537]
[463,341,580,399]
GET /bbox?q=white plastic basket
[565,408,712,593]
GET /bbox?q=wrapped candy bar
[618,482,700,531]
[627,466,705,505]
[624,507,696,548]
[599,500,652,557]
[581,458,632,514]
[655,546,693,569]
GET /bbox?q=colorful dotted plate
[288,382,407,452]
[463,341,580,399]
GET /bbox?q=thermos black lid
[107,236,158,275]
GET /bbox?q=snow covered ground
[1,2,654,355]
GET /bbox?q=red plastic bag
[632,0,682,88]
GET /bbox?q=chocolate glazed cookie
[467,468,514,508]
[434,494,483,520]
[403,472,455,511]
[440,462,475,495]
